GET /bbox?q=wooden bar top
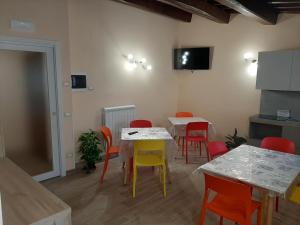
[0,158,71,225]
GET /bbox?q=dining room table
[168,116,216,137]
[119,127,177,185]
[196,144,300,225]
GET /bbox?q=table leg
[165,159,172,184]
[266,194,275,225]
[260,190,267,225]
[123,159,129,185]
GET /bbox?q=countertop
[0,158,71,225]
[250,114,300,128]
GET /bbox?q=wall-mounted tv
[173,47,210,70]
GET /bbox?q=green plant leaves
[225,128,247,150]
[78,129,102,173]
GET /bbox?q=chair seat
[209,148,228,158]
[136,154,163,166]
[290,185,300,205]
[108,146,119,154]
[186,135,206,142]
[208,194,260,223]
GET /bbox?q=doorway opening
[0,37,65,181]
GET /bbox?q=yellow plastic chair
[289,185,300,205]
[133,140,167,198]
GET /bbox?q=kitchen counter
[250,114,300,128]
[0,158,71,225]
[249,114,300,155]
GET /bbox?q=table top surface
[121,127,173,141]
[168,117,212,125]
[197,145,300,196]
[0,158,70,225]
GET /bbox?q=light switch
[66,153,73,158]
[63,81,70,87]
[64,112,72,117]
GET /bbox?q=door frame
[0,35,66,180]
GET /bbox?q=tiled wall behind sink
[260,90,300,120]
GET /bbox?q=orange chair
[260,137,296,211]
[207,141,229,161]
[130,119,152,128]
[199,173,262,225]
[185,122,209,164]
[100,126,122,183]
[175,112,193,155]
[176,112,194,117]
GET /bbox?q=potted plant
[225,128,247,149]
[78,129,101,173]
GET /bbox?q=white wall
[68,0,179,160]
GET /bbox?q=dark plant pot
[83,162,96,173]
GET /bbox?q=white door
[0,38,64,181]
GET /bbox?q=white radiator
[103,105,136,145]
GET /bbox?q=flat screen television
[173,47,210,70]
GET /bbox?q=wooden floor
[8,151,52,176]
[42,152,300,225]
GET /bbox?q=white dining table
[196,144,300,225]
[119,127,177,184]
[168,117,216,137]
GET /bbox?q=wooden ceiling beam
[112,0,192,22]
[214,0,278,24]
[157,0,230,23]
[269,0,300,3]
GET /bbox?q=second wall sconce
[244,52,258,76]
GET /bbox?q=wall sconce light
[124,54,153,71]
[244,52,258,76]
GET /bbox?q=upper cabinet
[256,50,294,91]
[291,51,300,91]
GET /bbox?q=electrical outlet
[66,153,73,158]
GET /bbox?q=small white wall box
[10,20,34,32]
[71,73,87,90]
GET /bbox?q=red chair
[175,112,193,155]
[185,122,208,164]
[129,119,153,175]
[260,137,296,154]
[130,119,152,128]
[176,112,193,117]
[207,141,229,161]
[260,137,296,211]
[100,126,122,183]
[199,173,262,225]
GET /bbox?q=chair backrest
[260,137,296,154]
[203,173,252,212]
[175,112,193,117]
[207,141,228,160]
[101,126,112,151]
[134,140,165,166]
[130,119,152,128]
[186,122,208,139]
